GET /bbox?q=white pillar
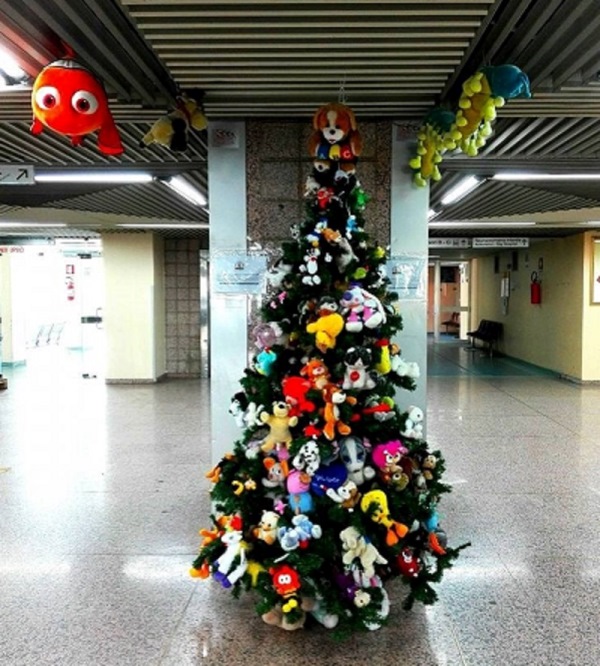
[390,127,429,415]
[208,121,248,462]
[103,232,165,382]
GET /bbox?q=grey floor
[2,344,600,665]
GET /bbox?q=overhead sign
[0,165,34,185]
[472,237,530,248]
[429,238,471,248]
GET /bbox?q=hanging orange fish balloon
[31,59,124,155]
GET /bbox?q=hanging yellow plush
[409,108,456,187]
[445,64,530,157]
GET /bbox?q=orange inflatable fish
[31,59,124,155]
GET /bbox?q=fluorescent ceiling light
[35,172,153,184]
[0,222,67,228]
[493,173,600,181]
[440,176,482,206]
[117,223,209,229]
[0,46,26,80]
[162,176,207,207]
[428,208,439,220]
[429,221,536,228]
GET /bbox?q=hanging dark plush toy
[31,58,124,155]
[140,93,208,152]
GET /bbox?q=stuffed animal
[326,479,361,509]
[255,348,277,376]
[253,510,280,545]
[371,440,408,484]
[300,247,321,286]
[282,376,316,418]
[340,526,388,578]
[374,339,392,375]
[278,513,322,551]
[269,564,302,614]
[212,529,248,588]
[322,385,357,441]
[360,490,409,546]
[343,347,376,391]
[140,93,207,152]
[340,286,386,332]
[338,435,375,486]
[391,354,420,380]
[262,457,289,490]
[300,358,331,390]
[421,454,438,481]
[287,469,314,514]
[31,58,123,155]
[308,102,363,169]
[362,394,395,422]
[401,405,424,439]
[397,547,421,579]
[260,401,298,455]
[292,440,321,477]
[322,227,358,273]
[306,297,344,353]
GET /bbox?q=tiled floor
[1,343,600,665]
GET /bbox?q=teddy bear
[339,286,386,332]
[342,347,376,391]
[260,401,298,455]
[300,358,331,390]
[306,297,344,353]
[140,93,207,152]
[401,405,424,439]
[340,526,388,579]
[253,510,280,545]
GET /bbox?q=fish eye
[35,86,60,110]
[71,91,99,115]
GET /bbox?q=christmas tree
[191,102,468,635]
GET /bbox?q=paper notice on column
[388,255,427,300]
[213,253,267,294]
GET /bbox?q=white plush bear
[401,405,424,439]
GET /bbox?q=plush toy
[140,93,207,152]
[322,385,357,441]
[397,547,421,578]
[292,440,321,477]
[421,454,438,481]
[308,102,363,171]
[360,489,409,546]
[374,339,392,375]
[243,401,265,428]
[212,529,248,588]
[306,297,345,353]
[228,393,247,429]
[300,358,331,390]
[269,563,302,614]
[278,513,322,551]
[338,435,375,486]
[343,347,376,391]
[401,405,424,439]
[260,401,298,455]
[282,376,316,418]
[255,348,277,376]
[262,457,289,490]
[287,469,314,514]
[409,107,456,187]
[362,395,395,422]
[371,440,408,484]
[340,526,388,578]
[391,354,420,380]
[266,259,293,291]
[31,58,123,155]
[300,247,321,286]
[322,227,358,273]
[253,510,280,545]
[326,479,361,509]
[339,286,386,332]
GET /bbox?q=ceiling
[1,0,600,248]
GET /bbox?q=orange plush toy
[308,102,363,174]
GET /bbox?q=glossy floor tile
[1,344,600,665]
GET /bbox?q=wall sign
[472,237,530,248]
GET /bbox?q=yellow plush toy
[140,93,207,152]
[306,298,344,353]
[260,401,298,454]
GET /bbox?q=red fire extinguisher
[530,271,541,304]
[66,275,75,301]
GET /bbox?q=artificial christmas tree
[191,102,468,635]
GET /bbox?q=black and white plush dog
[343,347,376,390]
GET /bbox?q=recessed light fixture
[0,222,67,228]
[0,45,28,88]
[161,176,207,207]
[428,208,439,220]
[35,172,153,184]
[440,176,482,205]
[493,173,600,181]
